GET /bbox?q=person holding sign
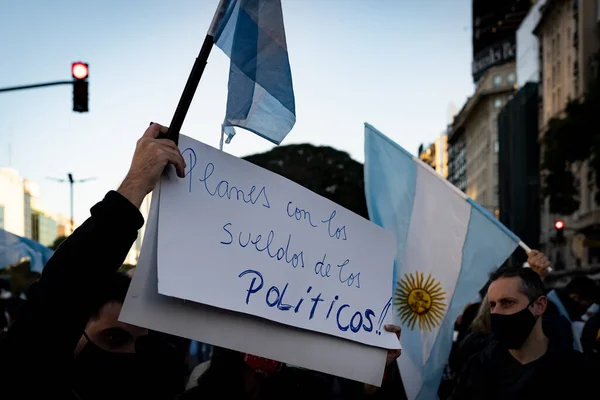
[0,123,187,400]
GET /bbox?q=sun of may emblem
[394,272,447,331]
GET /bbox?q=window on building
[493,75,502,87]
[31,214,39,242]
[494,140,499,153]
[556,33,560,57]
[507,72,516,84]
[494,98,503,109]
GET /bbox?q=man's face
[74,301,148,356]
[488,276,544,316]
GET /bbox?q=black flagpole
[164,34,214,145]
[163,0,231,145]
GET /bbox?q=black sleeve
[0,191,143,367]
[449,352,479,400]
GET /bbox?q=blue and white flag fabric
[0,229,53,273]
[213,0,296,145]
[364,124,519,400]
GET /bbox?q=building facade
[448,135,467,192]
[449,63,518,215]
[418,134,449,178]
[23,180,39,239]
[498,83,541,266]
[124,193,152,265]
[517,0,548,86]
[447,1,531,214]
[472,0,532,82]
[32,210,59,248]
[0,168,61,248]
[535,0,600,266]
[0,168,26,237]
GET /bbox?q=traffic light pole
[0,80,74,93]
[47,174,95,235]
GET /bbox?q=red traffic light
[555,220,565,230]
[72,62,89,80]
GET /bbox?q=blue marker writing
[286,201,318,227]
[182,148,197,193]
[199,162,270,208]
[222,223,305,269]
[337,259,361,288]
[321,210,348,241]
[314,254,332,278]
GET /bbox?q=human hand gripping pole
[118,123,186,208]
[525,250,552,280]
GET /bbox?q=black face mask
[72,336,146,400]
[490,304,538,350]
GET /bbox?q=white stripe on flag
[395,164,470,399]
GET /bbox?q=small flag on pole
[212,0,296,145]
[364,124,521,399]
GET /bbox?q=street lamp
[47,173,96,234]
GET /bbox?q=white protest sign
[120,184,388,386]
[157,135,399,349]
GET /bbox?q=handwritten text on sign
[156,135,398,349]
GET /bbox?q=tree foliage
[542,53,600,214]
[243,143,368,219]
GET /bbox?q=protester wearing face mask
[71,272,187,400]
[0,123,187,399]
[451,267,596,400]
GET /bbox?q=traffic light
[555,220,565,242]
[72,62,88,112]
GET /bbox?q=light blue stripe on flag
[0,229,54,273]
[364,124,519,400]
[214,0,295,145]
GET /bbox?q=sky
[0,0,474,226]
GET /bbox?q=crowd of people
[1,123,599,399]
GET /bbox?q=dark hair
[89,272,131,318]
[566,276,598,301]
[488,266,545,302]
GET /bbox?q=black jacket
[451,338,597,400]
[0,191,143,399]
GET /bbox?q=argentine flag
[364,124,520,399]
[213,0,296,145]
[0,229,54,273]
